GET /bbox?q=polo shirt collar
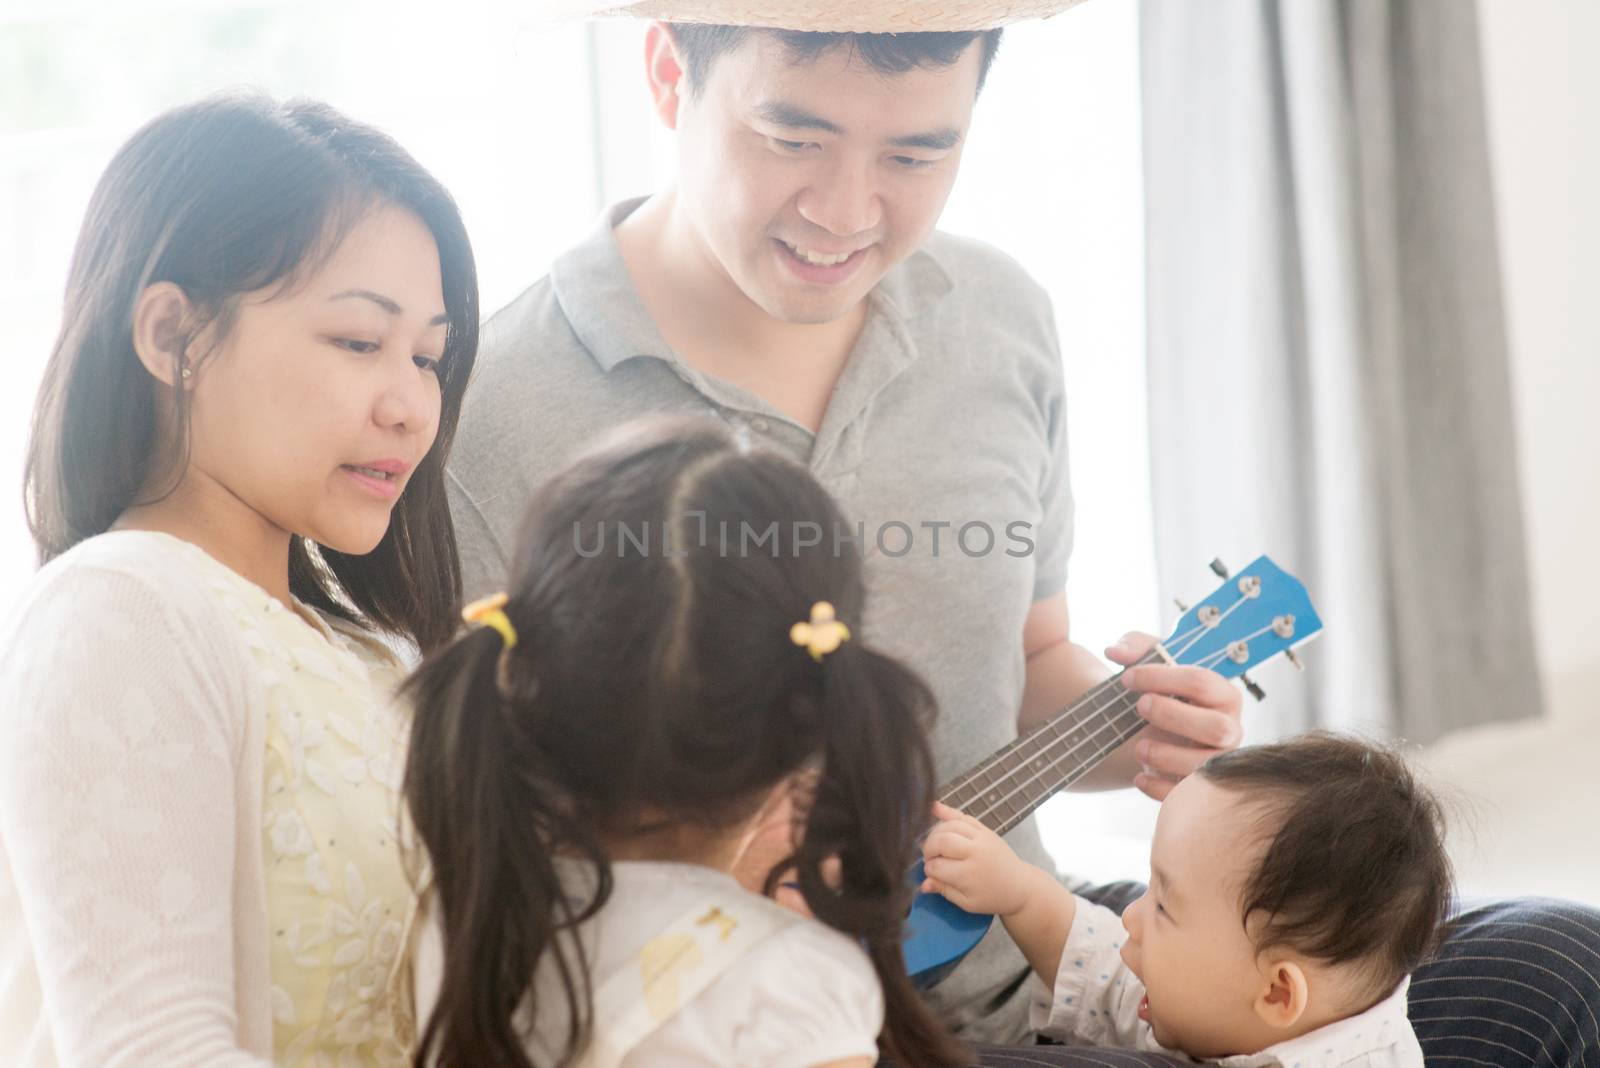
[873,233,955,320]
[549,197,672,374]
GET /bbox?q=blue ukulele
[903,555,1323,986]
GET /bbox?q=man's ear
[643,22,687,129]
[1253,959,1310,1030]
[131,282,196,388]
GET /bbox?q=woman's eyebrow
[330,289,448,326]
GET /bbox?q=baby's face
[1119,776,1279,1059]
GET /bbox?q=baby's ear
[1252,959,1310,1030]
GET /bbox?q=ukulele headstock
[1161,556,1322,679]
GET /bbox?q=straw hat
[552,0,1090,33]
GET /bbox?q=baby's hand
[920,801,1038,917]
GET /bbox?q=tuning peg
[1209,558,1231,580]
[1173,597,1190,613]
[1240,673,1266,702]
[1284,650,1304,671]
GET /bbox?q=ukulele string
[935,651,1161,803]
[956,618,1283,832]
[935,585,1254,805]
[943,590,1269,812]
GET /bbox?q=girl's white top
[416,860,884,1067]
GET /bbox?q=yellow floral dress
[205,558,415,1067]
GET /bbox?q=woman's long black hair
[24,91,479,652]
[403,415,968,1067]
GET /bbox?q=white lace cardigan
[0,531,408,1066]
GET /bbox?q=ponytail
[403,626,608,1068]
[790,644,970,1068]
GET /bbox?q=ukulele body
[903,860,994,988]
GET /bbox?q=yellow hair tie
[462,591,518,648]
[790,601,850,663]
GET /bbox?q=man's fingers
[1123,663,1241,711]
[1133,771,1175,802]
[1105,631,1160,666]
[1134,694,1242,750]
[1135,733,1223,781]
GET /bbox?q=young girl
[0,94,478,1065]
[402,416,968,1068]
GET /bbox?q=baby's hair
[1197,732,1454,1004]
[403,415,967,1068]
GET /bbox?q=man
[448,0,1238,1048]
[443,3,1600,1064]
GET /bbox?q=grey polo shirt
[445,197,1075,1043]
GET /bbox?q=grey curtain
[1138,0,1541,743]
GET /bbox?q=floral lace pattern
[207,567,414,1068]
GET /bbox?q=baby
[922,732,1453,1066]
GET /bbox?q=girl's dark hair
[24,91,480,653]
[403,415,967,1068]
[1197,732,1455,1003]
[670,24,1005,95]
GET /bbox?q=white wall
[1477,0,1600,723]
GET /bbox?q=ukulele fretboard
[938,650,1163,837]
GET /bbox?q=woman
[0,93,478,1066]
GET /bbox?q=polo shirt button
[750,417,770,433]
